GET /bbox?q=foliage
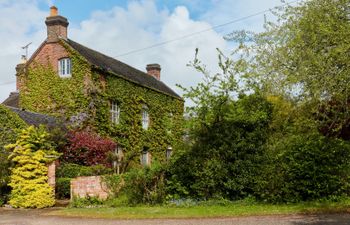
[56,178,71,199]
[226,0,350,137]
[6,126,60,208]
[0,105,27,204]
[102,174,124,198]
[19,40,184,171]
[123,162,166,205]
[56,163,112,178]
[257,131,350,202]
[61,131,116,166]
[168,93,272,200]
[70,195,104,208]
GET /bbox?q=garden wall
[70,176,109,200]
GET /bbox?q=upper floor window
[58,58,71,77]
[141,105,149,130]
[110,101,121,124]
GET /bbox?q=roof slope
[65,39,182,99]
[6,106,63,129]
[2,92,19,108]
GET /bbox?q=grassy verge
[48,199,350,219]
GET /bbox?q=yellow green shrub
[6,126,60,208]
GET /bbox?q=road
[1,208,350,225]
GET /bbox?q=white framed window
[141,149,150,166]
[110,101,121,124]
[166,146,173,160]
[58,58,71,77]
[141,105,149,130]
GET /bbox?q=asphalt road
[1,208,350,225]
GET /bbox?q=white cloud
[0,0,46,101]
[0,0,276,105]
[70,0,227,100]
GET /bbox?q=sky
[0,0,287,104]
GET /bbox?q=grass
[48,199,350,219]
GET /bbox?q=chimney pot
[146,64,161,80]
[50,6,58,17]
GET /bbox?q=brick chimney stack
[146,64,161,80]
[45,6,69,42]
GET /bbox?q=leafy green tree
[226,0,350,136]
[169,50,272,200]
[7,126,60,208]
[0,105,26,204]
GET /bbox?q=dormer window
[110,101,120,124]
[141,105,149,130]
[58,58,71,77]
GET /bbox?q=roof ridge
[63,38,182,100]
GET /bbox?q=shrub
[69,195,104,208]
[56,178,71,199]
[123,162,166,205]
[61,131,116,166]
[0,105,26,203]
[257,131,350,202]
[56,163,112,178]
[7,126,60,208]
[102,174,124,198]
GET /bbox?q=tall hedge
[0,105,26,204]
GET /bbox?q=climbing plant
[7,126,60,208]
[19,40,184,170]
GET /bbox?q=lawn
[48,200,350,219]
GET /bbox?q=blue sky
[0,0,291,103]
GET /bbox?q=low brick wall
[70,176,109,200]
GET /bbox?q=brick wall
[31,42,69,73]
[70,176,109,200]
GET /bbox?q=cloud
[0,0,46,101]
[69,0,227,99]
[0,0,276,105]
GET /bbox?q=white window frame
[141,150,150,166]
[58,58,71,77]
[110,101,121,124]
[141,105,149,130]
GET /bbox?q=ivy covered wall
[18,40,184,169]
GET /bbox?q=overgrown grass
[48,198,350,219]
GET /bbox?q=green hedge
[56,178,71,199]
[56,163,112,199]
[56,163,112,178]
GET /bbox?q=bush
[56,178,71,199]
[123,163,166,205]
[69,195,104,208]
[257,131,350,202]
[61,131,116,166]
[7,126,60,208]
[0,105,26,203]
[102,174,124,198]
[56,163,112,178]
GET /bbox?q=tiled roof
[2,92,19,108]
[6,106,63,129]
[65,39,182,99]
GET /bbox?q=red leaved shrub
[62,131,116,166]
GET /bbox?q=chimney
[15,57,26,91]
[146,64,161,80]
[45,6,69,42]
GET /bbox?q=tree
[0,105,26,204]
[226,0,350,136]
